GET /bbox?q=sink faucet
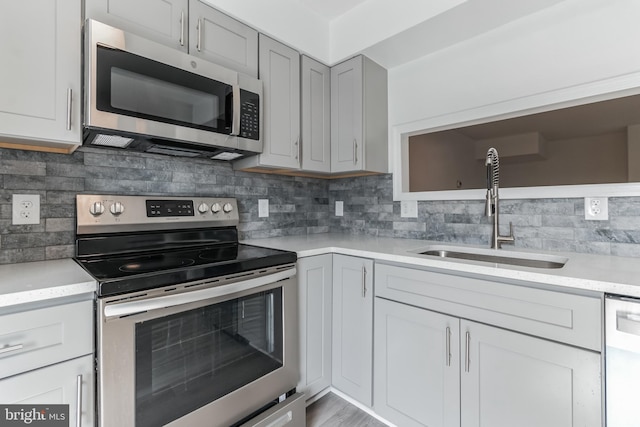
[485,147,515,249]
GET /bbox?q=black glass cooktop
[75,228,296,297]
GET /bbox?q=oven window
[96,45,232,134]
[135,288,283,427]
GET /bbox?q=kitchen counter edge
[243,233,640,298]
[0,258,97,310]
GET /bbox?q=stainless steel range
[74,194,304,427]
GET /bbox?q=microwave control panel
[239,89,260,140]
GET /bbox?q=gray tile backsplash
[1,146,640,264]
[0,147,329,264]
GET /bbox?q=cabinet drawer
[375,263,602,351]
[0,300,93,379]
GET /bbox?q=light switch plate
[258,199,269,218]
[12,194,40,225]
[335,201,344,217]
[401,200,418,218]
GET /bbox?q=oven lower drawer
[239,393,306,427]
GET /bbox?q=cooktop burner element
[118,256,195,273]
[74,195,296,297]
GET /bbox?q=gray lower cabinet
[297,255,333,399]
[0,298,94,426]
[330,55,388,174]
[0,355,95,427]
[85,0,258,76]
[374,298,460,427]
[332,254,374,407]
[374,263,603,427]
[461,320,601,427]
[301,56,331,173]
[0,0,82,152]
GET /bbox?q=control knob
[223,203,233,213]
[211,203,221,214]
[110,201,125,216]
[89,201,105,216]
[197,202,209,214]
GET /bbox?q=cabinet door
[461,320,602,427]
[331,56,363,173]
[332,254,373,406]
[301,56,331,173]
[0,355,95,427]
[0,0,81,150]
[297,255,333,398]
[84,0,188,51]
[189,1,258,77]
[374,298,460,427]
[258,35,301,169]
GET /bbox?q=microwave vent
[91,134,135,148]
[210,152,243,161]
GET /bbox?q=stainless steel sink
[414,247,567,269]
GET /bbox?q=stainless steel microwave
[84,19,262,161]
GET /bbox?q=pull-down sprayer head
[485,148,499,217]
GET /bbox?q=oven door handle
[103,268,296,319]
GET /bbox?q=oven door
[97,268,298,427]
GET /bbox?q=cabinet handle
[179,10,185,46]
[66,88,72,131]
[464,332,471,373]
[353,139,358,164]
[294,137,299,161]
[445,327,451,367]
[0,343,23,355]
[76,374,83,427]
[361,266,367,298]
[197,18,202,52]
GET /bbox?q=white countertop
[243,233,640,298]
[0,259,96,309]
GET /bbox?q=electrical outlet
[12,194,40,225]
[401,200,418,218]
[335,201,344,217]
[258,199,269,218]
[585,197,608,221]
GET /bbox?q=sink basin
[413,246,567,269]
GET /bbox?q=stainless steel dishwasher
[606,295,640,426]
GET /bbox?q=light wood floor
[306,392,387,427]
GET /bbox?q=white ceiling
[206,0,570,67]
[296,0,370,20]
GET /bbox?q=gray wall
[1,146,640,265]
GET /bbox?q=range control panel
[76,195,239,235]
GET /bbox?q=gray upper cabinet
[189,1,258,77]
[235,35,301,170]
[297,255,333,399]
[301,56,331,173]
[332,254,374,407]
[331,55,388,174]
[84,0,258,77]
[84,0,189,52]
[0,0,82,152]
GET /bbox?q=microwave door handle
[231,85,241,136]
